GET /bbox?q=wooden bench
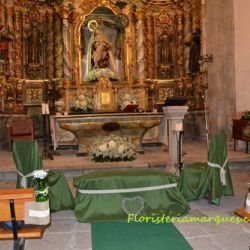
[0,188,47,250]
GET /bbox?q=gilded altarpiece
[0,0,204,146]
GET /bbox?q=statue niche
[81,7,125,82]
[157,25,175,79]
[26,21,43,65]
[24,6,44,80]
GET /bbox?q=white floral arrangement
[86,68,118,82]
[118,92,138,111]
[70,93,93,113]
[33,170,48,179]
[90,135,136,162]
[55,99,64,107]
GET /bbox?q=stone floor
[0,140,250,250]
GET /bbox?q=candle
[45,104,50,115]
[41,103,46,115]
[175,122,183,132]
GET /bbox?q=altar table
[51,113,163,154]
[73,169,189,222]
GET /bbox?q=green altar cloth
[178,134,234,205]
[12,140,75,211]
[74,169,189,222]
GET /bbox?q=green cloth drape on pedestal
[12,140,75,211]
[46,171,75,211]
[74,169,189,222]
[178,134,234,205]
[13,140,42,188]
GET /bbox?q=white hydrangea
[90,135,136,162]
[70,93,93,112]
[98,144,107,152]
[118,145,125,154]
[108,140,116,149]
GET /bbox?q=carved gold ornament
[158,11,173,26]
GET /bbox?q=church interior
[0,0,249,249]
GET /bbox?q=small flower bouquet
[33,170,48,179]
[70,94,93,113]
[118,92,138,111]
[90,135,137,162]
[33,170,49,202]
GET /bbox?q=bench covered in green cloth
[74,169,189,222]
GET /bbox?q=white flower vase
[245,188,250,213]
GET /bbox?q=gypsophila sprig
[90,135,136,162]
[33,170,48,179]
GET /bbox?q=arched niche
[76,4,127,84]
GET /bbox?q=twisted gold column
[146,11,155,79]
[13,8,23,78]
[136,7,146,83]
[62,8,71,82]
[54,13,63,79]
[46,11,54,79]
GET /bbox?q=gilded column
[136,6,146,83]
[125,6,136,85]
[176,11,184,77]
[146,11,155,79]
[54,13,63,79]
[62,8,71,82]
[46,11,54,79]
[184,6,192,74]
[7,7,14,76]
[13,8,23,78]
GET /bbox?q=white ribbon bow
[17,171,34,188]
[207,159,228,186]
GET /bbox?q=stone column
[62,8,71,82]
[205,0,236,138]
[163,106,188,171]
[54,13,63,79]
[13,8,23,78]
[136,6,146,83]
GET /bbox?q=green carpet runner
[92,221,192,250]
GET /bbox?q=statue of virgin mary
[85,21,118,82]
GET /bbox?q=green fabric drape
[13,140,42,188]
[12,139,75,211]
[46,171,75,211]
[178,134,234,205]
[74,169,189,222]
